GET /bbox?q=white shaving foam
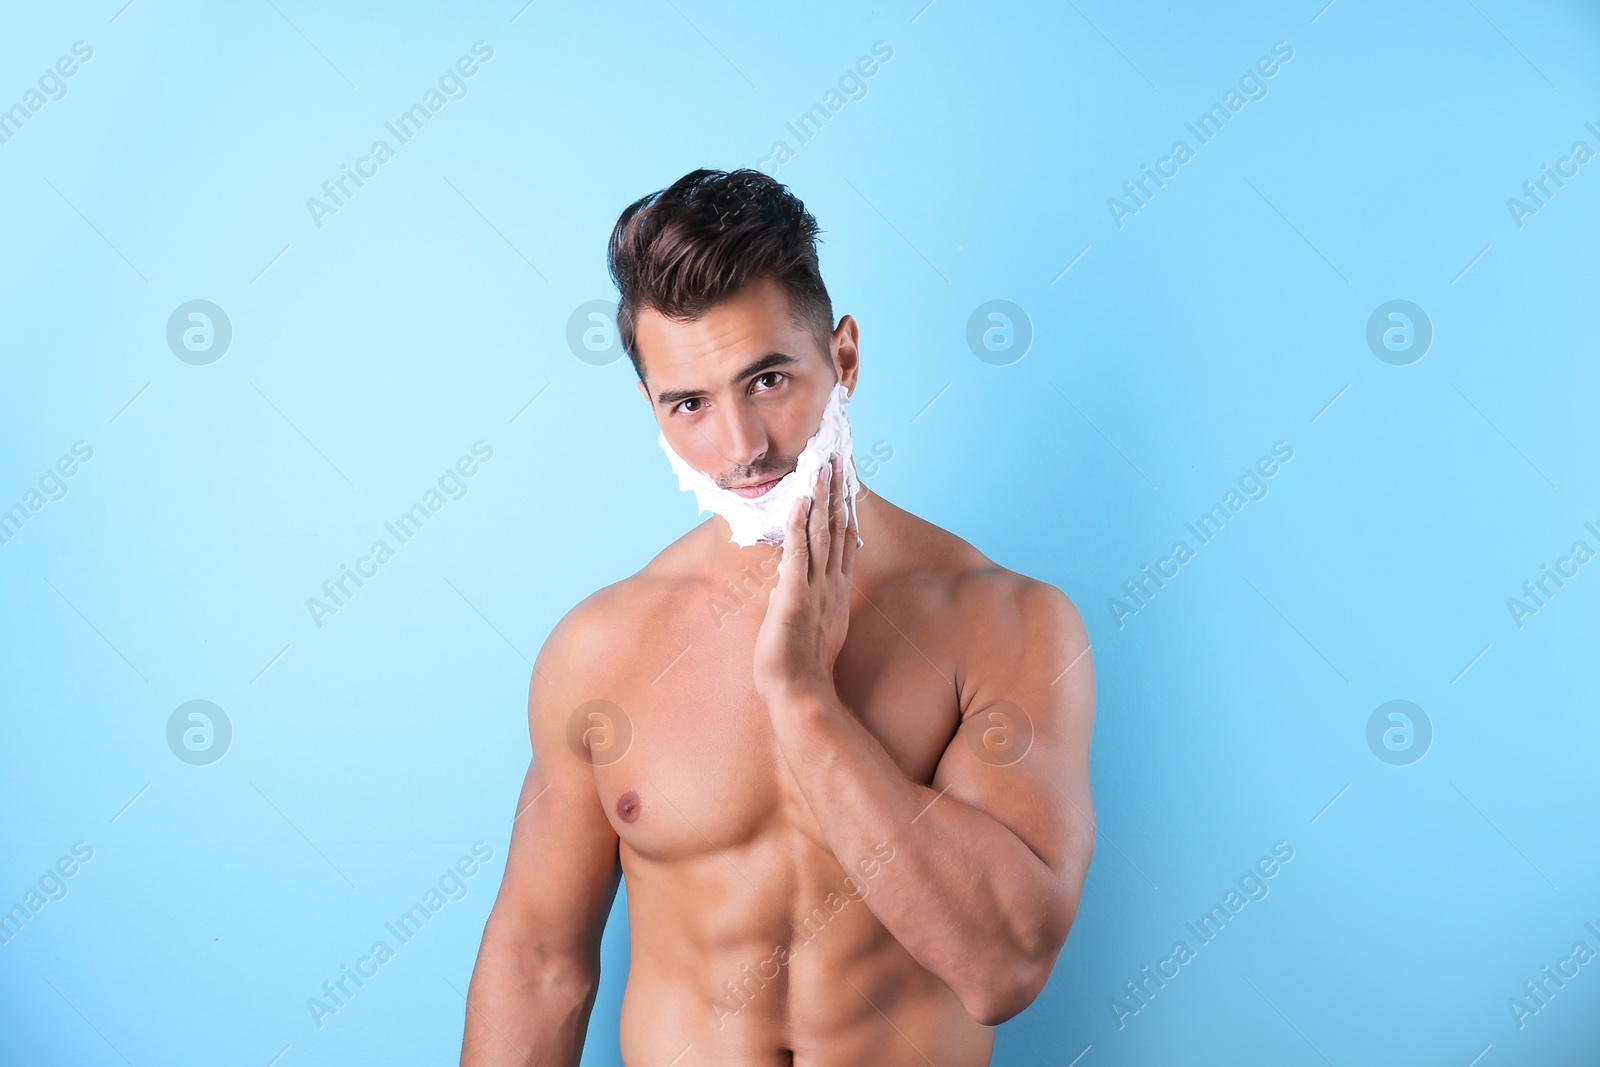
[658,381,861,547]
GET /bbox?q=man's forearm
[460,936,598,1067]
[766,690,1078,1023]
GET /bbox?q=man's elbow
[958,955,1055,1026]
[960,897,1080,1026]
[473,924,601,1010]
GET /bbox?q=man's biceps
[946,683,1090,782]
[985,679,1092,766]
[496,840,618,950]
[531,690,635,767]
[934,733,1081,848]
[502,793,618,903]
[515,770,613,841]
[930,738,1035,821]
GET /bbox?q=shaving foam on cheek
[658,381,861,548]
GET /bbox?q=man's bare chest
[585,601,958,863]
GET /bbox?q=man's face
[636,275,857,499]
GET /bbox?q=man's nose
[718,403,769,467]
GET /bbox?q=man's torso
[578,501,1001,1065]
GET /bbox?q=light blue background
[2,1,1597,1064]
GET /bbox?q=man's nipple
[616,790,642,823]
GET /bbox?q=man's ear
[832,314,860,395]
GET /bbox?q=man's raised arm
[462,611,622,1066]
[755,460,1096,1026]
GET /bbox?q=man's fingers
[826,453,847,577]
[780,492,810,585]
[841,480,860,578]
[804,461,828,583]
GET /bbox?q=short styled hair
[606,168,834,381]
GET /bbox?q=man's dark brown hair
[607,168,834,382]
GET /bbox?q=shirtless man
[461,168,1095,1066]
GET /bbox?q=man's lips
[727,475,785,499]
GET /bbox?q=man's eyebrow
[653,352,799,405]
[731,351,798,382]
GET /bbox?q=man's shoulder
[535,532,716,677]
[878,502,1083,641]
[542,570,696,663]
[948,558,1085,661]
[880,505,1090,724]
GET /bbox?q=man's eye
[753,372,784,391]
[675,398,703,414]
